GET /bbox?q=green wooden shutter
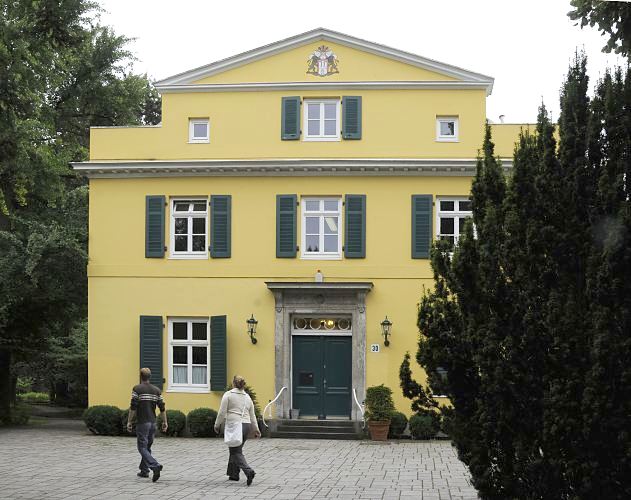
[210,315,227,391]
[140,316,163,389]
[210,195,231,258]
[342,96,362,140]
[345,195,366,258]
[276,194,297,258]
[281,96,301,140]
[145,195,165,258]
[412,195,433,259]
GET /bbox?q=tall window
[170,199,207,258]
[303,99,340,141]
[437,198,472,245]
[168,318,209,392]
[301,197,342,259]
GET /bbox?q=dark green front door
[292,335,352,419]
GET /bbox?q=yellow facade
[78,29,530,419]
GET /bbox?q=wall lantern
[381,316,392,346]
[246,314,258,344]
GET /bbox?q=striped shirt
[130,382,165,424]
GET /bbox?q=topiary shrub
[83,405,122,435]
[388,411,408,438]
[409,411,440,440]
[187,408,218,437]
[120,409,136,436]
[158,409,186,437]
[365,384,396,422]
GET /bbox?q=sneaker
[151,464,163,482]
[246,470,256,486]
[137,471,149,478]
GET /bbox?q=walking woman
[214,375,261,485]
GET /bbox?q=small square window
[189,119,209,143]
[303,100,340,142]
[436,117,459,142]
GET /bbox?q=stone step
[277,419,356,428]
[277,424,357,433]
[270,431,361,440]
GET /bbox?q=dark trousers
[227,423,253,478]
[136,422,160,472]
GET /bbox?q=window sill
[168,253,208,260]
[300,254,343,260]
[166,387,211,394]
[435,138,459,143]
[188,140,210,144]
[302,136,341,142]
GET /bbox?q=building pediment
[156,28,494,95]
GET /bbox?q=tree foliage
[402,54,631,499]
[569,0,631,57]
[0,0,161,420]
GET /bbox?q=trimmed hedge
[388,411,408,438]
[18,392,49,404]
[158,409,186,437]
[409,411,441,440]
[187,408,218,437]
[83,405,122,435]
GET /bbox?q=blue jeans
[136,422,160,472]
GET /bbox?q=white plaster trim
[156,28,494,91]
[266,282,374,291]
[156,81,492,94]
[72,158,513,178]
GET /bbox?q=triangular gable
[156,28,494,94]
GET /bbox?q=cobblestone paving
[0,419,478,499]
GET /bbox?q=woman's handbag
[224,397,247,447]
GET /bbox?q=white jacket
[214,388,259,432]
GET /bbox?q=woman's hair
[233,375,246,390]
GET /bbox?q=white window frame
[188,119,210,143]
[169,198,208,260]
[167,317,210,393]
[436,197,472,246]
[436,116,459,142]
[300,197,343,260]
[303,99,341,142]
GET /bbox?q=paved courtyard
[0,419,478,499]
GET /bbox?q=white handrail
[353,388,365,429]
[262,386,287,428]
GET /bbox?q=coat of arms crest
[306,45,339,77]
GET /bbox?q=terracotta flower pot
[368,420,391,441]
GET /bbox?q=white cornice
[71,158,513,178]
[155,28,494,95]
[156,81,491,94]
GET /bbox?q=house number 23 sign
[370,344,380,353]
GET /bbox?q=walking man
[127,368,167,482]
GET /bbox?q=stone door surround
[266,282,373,420]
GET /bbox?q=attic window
[436,116,459,142]
[189,119,209,143]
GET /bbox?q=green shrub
[365,384,395,422]
[120,409,136,436]
[9,404,32,425]
[83,405,122,435]
[409,411,440,440]
[18,392,50,404]
[158,409,186,437]
[439,405,455,438]
[388,411,408,438]
[16,376,34,394]
[187,408,218,437]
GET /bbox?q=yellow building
[73,28,526,425]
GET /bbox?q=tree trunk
[0,348,12,424]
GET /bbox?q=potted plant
[365,384,395,441]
